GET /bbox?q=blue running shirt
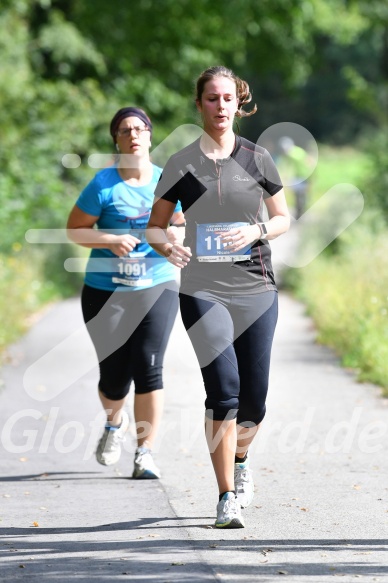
[76,164,181,291]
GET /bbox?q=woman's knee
[134,384,163,395]
[205,395,239,421]
[237,403,266,426]
[98,381,130,401]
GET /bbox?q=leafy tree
[0,1,106,252]
[1,0,388,255]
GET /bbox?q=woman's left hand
[166,244,192,268]
[217,224,261,252]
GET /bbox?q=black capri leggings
[179,290,278,425]
[81,282,179,399]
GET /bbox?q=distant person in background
[278,136,311,219]
[67,107,185,479]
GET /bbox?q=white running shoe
[95,411,129,466]
[132,446,161,479]
[234,454,254,508]
[215,492,245,529]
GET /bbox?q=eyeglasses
[116,126,150,138]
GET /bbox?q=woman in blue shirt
[67,107,185,479]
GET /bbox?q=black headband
[110,107,153,141]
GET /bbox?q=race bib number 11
[196,222,252,262]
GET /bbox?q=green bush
[360,128,388,222]
[0,245,83,359]
[284,141,388,396]
[292,211,388,395]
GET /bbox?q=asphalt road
[1,286,387,582]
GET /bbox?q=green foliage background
[0,0,387,389]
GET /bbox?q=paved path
[0,288,387,582]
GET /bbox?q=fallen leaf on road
[32,522,39,527]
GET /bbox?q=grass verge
[0,245,82,362]
[285,145,388,396]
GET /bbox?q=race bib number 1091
[112,257,153,287]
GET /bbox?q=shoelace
[235,469,250,490]
[135,448,153,464]
[223,497,238,515]
[103,427,124,451]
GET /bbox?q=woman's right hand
[108,234,141,257]
[165,244,192,268]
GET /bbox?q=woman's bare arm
[67,205,140,257]
[146,199,191,268]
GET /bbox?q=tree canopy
[0,0,387,251]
